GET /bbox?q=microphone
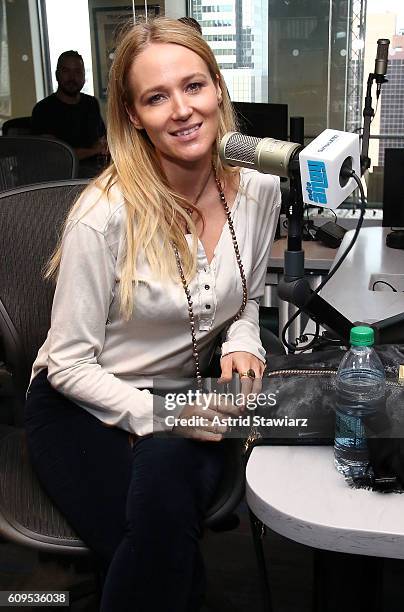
[219,132,301,178]
[374,38,390,79]
[361,38,390,173]
[220,129,361,209]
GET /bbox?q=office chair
[0,180,90,554]
[0,180,246,561]
[2,116,32,136]
[0,136,78,191]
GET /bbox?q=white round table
[246,445,404,559]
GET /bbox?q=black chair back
[0,181,88,419]
[0,180,245,555]
[2,116,32,136]
[0,136,78,191]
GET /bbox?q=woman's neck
[159,155,213,202]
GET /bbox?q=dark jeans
[24,370,226,612]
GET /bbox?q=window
[191,0,268,102]
[44,0,94,95]
[190,0,354,136]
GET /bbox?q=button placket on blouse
[197,264,215,331]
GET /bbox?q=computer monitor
[232,102,288,141]
[383,148,404,249]
[382,148,404,229]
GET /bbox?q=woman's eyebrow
[139,72,209,101]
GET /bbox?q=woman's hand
[172,393,242,442]
[218,351,265,398]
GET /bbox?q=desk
[246,445,404,611]
[267,229,404,346]
[320,227,404,324]
[254,229,404,609]
[268,238,337,272]
[246,446,404,560]
[266,239,337,345]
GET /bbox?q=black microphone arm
[277,159,354,348]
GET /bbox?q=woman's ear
[215,74,223,104]
[125,103,143,130]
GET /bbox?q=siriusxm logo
[306,160,328,204]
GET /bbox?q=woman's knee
[127,437,225,528]
[133,436,224,487]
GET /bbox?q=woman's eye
[187,82,203,93]
[149,93,165,105]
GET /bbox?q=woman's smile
[169,122,202,140]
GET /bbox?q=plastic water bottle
[334,326,386,478]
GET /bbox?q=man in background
[31,50,108,177]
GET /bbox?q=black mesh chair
[2,116,32,136]
[0,180,245,558]
[0,180,90,553]
[0,136,78,192]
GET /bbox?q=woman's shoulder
[240,167,281,198]
[239,168,281,210]
[71,176,126,235]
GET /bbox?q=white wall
[164,0,187,19]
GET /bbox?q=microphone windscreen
[375,38,390,76]
[220,132,301,177]
[220,132,261,167]
[376,38,389,61]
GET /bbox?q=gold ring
[239,368,256,379]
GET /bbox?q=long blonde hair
[47,17,238,319]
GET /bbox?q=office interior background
[1,0,404,187]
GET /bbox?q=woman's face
[127,42,222,167]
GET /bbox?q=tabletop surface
[246,445,404,559]
[320,227,404,323]
[269,238,337,271]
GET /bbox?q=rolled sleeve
[47,220,170,436]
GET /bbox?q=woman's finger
[217,356,233,383]
[251,376,263,396]
[239,374,254,405]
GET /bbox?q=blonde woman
[25,17,281,612]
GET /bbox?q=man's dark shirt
[31,93,106,149]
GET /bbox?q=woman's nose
[171,94,192,121]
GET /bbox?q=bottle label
[335,412,367,449]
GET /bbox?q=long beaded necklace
[172,173,248,392]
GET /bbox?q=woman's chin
[161,147,213,167]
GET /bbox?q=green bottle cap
[350,325,374,346]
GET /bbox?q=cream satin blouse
[31,168,281,435]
